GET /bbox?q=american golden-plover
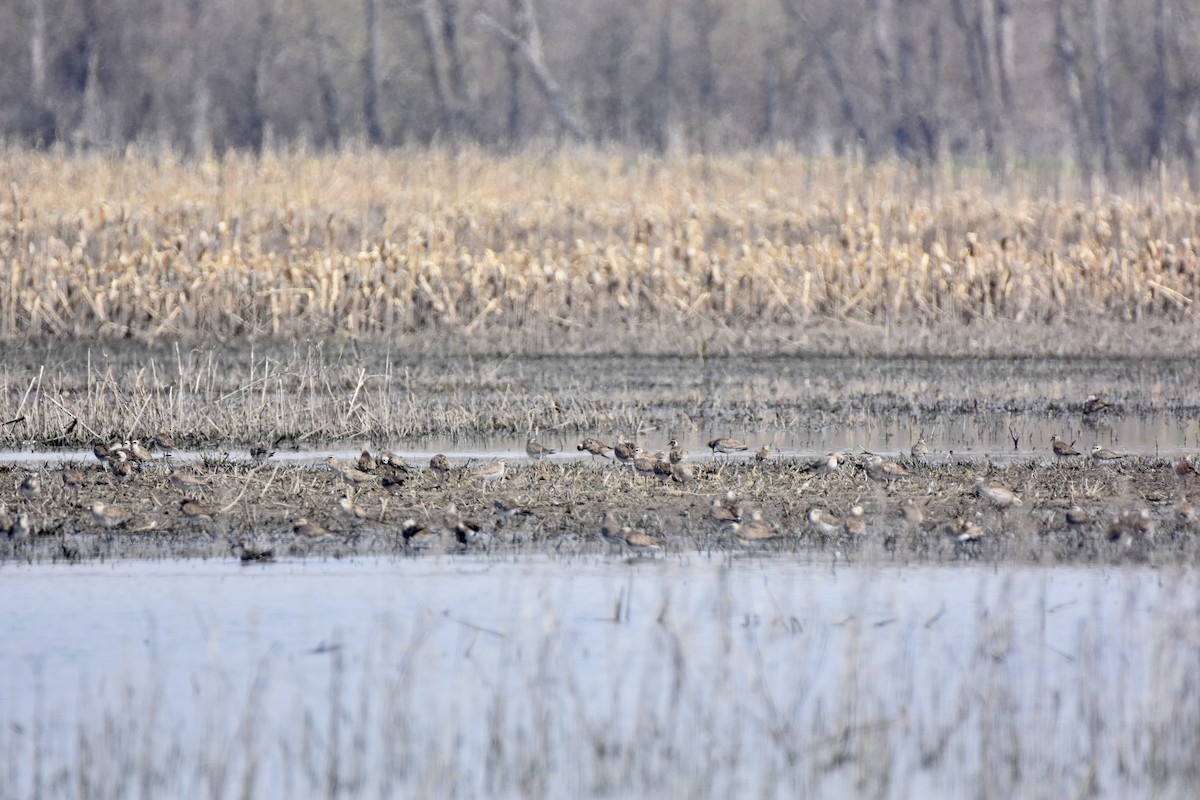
[151,433,178,456]
[169,469,207,495]
[250,441,276,464]
[356,450,378,473]
[401,518,439,549]
[843,505,867,536]
[613,437,637,464]
[338,494,368,521]
[525,436,556,460]
[633,448,661,476]
[473,458,506,481]
[708,437,748,455]
[709,491,742,523]
[9,512,31,541]
[430,453,452,472]
[671,463,695,484]
[93,442,113,462]
[444,503,482,545]
[755,444,774,463]
[1065,506,1095,529]
[620,524,664,554]
[910,437,930,461]
[60,467,85,493]
[731,510,779,543]
[806,507,843,537]
[1108,509,1154,543]
[19,473,41,501]
[233,540,275,563]
[1091,444,1126,462]
[1083,395,1110,416]
[974,478,1022,509]
[668,440,688,464]
[493,496,531,524]
[125,440,154,463]
[109,459,135,483]
[293,517,335,540]
[90,502,130,529]
[865,455,908,481]
[807,452,842,476]
[1052,435,1081,458]
[180,498,215,522]
[577,438,612,460]
[901,498,925,527]
[946,517,983,542]
[328,456,376,485]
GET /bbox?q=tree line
[1,0,1198,182]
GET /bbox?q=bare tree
[1055,0,1092,181]
[186,0,213,157]
[362,0,384,145]
[479,0,587,142]
[303,0,341,147]
[1088,0,1114,180]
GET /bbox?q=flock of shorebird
[3,418,1197,561]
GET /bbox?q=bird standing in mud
[975,478,1023,509]
[1052,435,1081,459]
[525,436,556,460]
[708,437,749,455]
[1091,444,1126,462]
[577,438,612,460]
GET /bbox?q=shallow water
[2,557,1196,798]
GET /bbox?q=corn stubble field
[3,151,1200,798]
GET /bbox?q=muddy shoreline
[3,449,1197,566]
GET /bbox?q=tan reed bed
[1,149,1198,345]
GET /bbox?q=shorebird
[946,517,983,542]
[708,437,748,455]
[430,453,452,472]
[109,459,135,483]
[169,469,207,495]
[671,463,695,484]
[577,438,612,460]
[1176,456,1198,477]
[613,437,637,464]
[731,510,779,543]
[843,505,867,536]
[1082,395,1110,416]
[444,504,482,546]
[356,450,378,473]
[379,451,413,471]
[151,433,178,456]
[125,440,154,463]
[755,444,774,463]
[90,502,130,529]
[806,507,843,537]
[328,456,376,485]
[865,455,909,481]
[975,478,1023,509]
[525,436,556,460]
[9,512,30,541]
[633,448,662,476]
[652,454,674,479]
[250,441,275,464]
[1091,444,1126,462]
[1108,509,1154,543]
[668,440,688,464]
[293,517,335,540]
[910,437,930,461]
[1065,506,1096,529]
[472,459,507,484]
[93,442,113,462]
[1176,497,1196,525]
[180,498,215,522]
[233,540,274,563]
[1052,435,1081,458]
[709,491,742,524]
[806,452,842,476]
[401,518,439,549]
[901,498,925,527]
[493,496,532,525]
[60,467,86,493]
[599,512,626,549]
[337,494,369,521]
[620,524,664,554]
[19,473,41,501]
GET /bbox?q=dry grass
[1,148,1198,346]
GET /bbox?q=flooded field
[2,557,1197,799]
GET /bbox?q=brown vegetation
[1,151,1198,346]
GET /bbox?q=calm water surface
[2,557,1197,798]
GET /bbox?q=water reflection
[1,557,1196,797]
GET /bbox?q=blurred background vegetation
[1,0,1198,184]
